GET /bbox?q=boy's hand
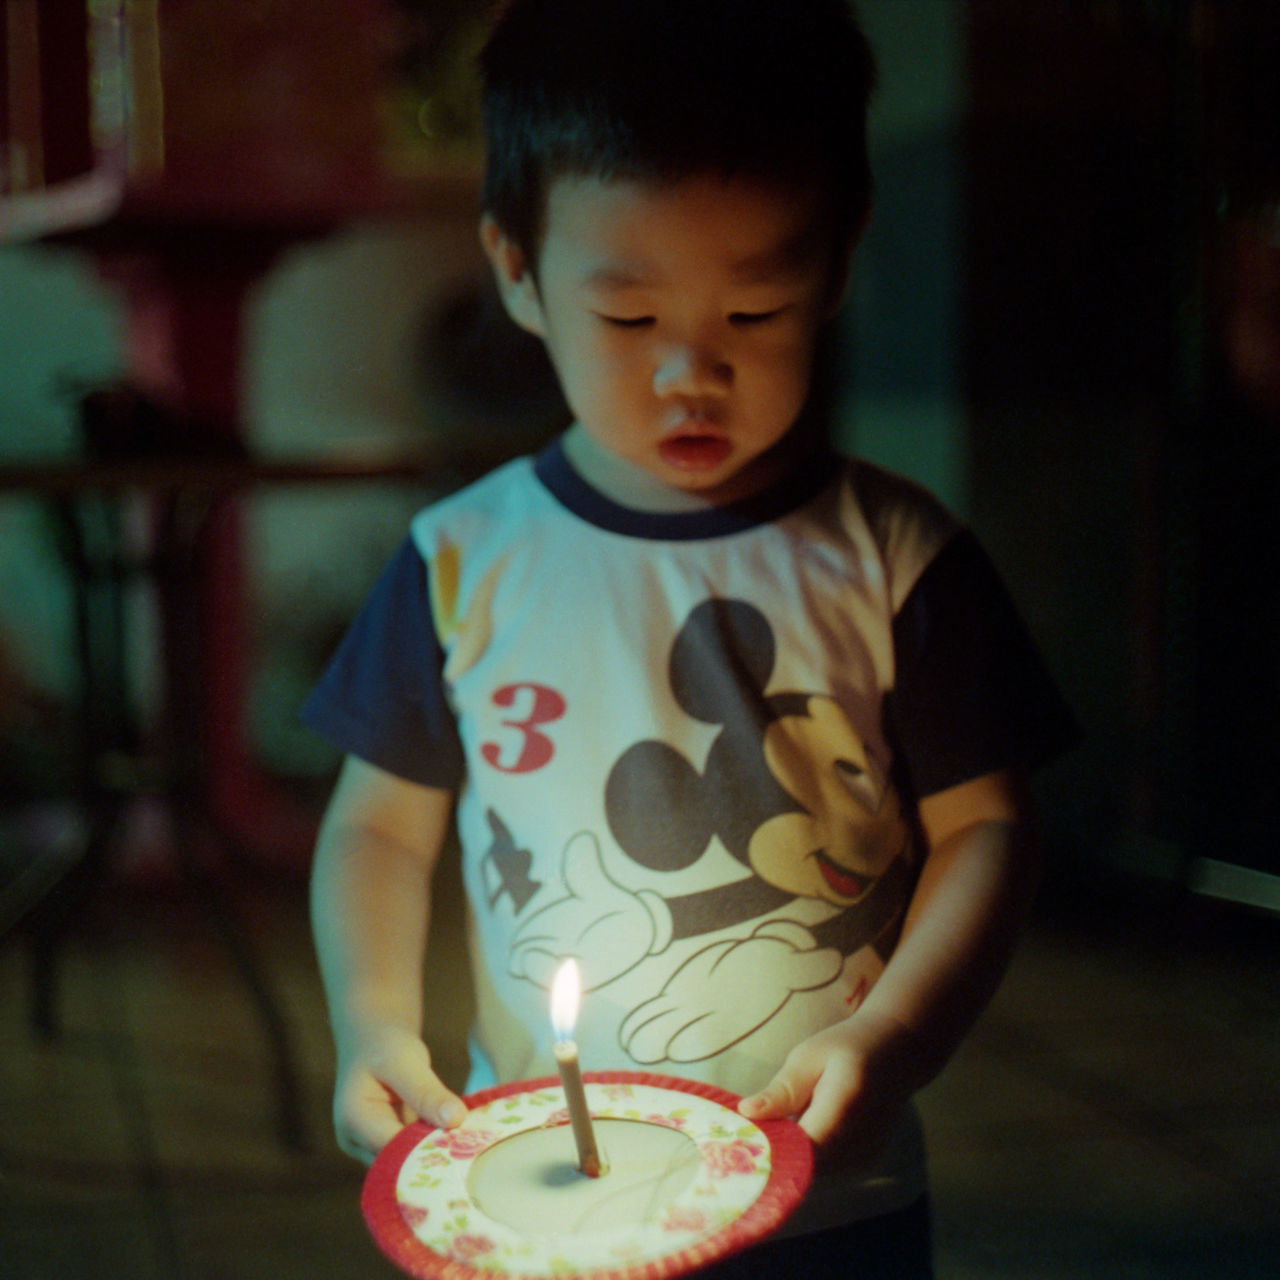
[737,1010,919,1172]
[333,1025,467,1165]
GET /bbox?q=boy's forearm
[310,820,434,1043]
[855,812,1040,1091]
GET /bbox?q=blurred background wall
[2,0,1277,907]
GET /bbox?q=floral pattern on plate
[393,1081,772,1276]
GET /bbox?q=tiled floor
[1,826,1277,1280]
[920,883,1280,1278]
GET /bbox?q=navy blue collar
[534,437,838,541]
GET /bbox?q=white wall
[245,210,488,772]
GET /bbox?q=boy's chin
[656,458,778,506]
[665,437,806,502]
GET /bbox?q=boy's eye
[599,314,655,329]
[729,309,784,326]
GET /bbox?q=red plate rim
[362,1069,813,1280]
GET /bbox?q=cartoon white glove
[619,920,843,1064]
[507,831,673,990]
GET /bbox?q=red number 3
[481,683,567,773]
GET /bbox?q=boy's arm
[310,754,467,1163]
[739,767,1039,1166]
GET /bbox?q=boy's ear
[480,215,547,338]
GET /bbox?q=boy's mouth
[658,431,732,472]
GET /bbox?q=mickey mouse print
[493,595,918,1068]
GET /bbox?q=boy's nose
[653,343,732,397]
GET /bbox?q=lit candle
[550,958,603,1178]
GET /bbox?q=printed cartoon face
[484,173,841,504]
[750,696,906,907]
[501,598,916,1067]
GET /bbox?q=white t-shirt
[303,439,1075,1226]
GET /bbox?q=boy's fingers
[331,1031,468,1166]
[411,1083,467,1129]
[388,1047,467,1130]
[340,1106,406,1165]
[339,1081,466,1164]
[738,1069,812,1121]
[366,1033,466,1130]
[796,1065,854,1145]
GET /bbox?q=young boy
[303,2,1076,1275]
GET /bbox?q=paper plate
[362,1070,813,1280]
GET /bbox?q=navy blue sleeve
[885,530,1078,800]
[299,537,464,788]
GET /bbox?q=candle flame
[550,958,580,1042]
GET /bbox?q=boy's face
[483,173,848,502]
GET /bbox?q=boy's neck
[560,422,819,513]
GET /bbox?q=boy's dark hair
[480,0,876,258]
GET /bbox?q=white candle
[550,959,603,1178]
